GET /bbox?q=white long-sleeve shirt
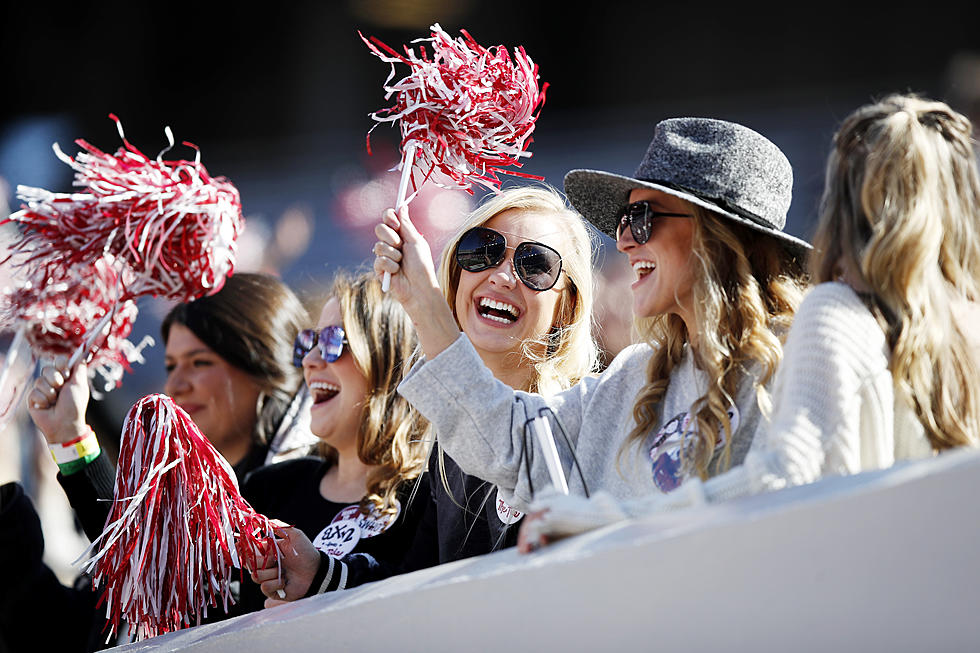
[634,282,935,513]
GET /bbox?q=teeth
[632,261,656,278]
[479,297,519,318]
[309,381,340,393]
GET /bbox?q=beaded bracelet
[48,427,101,475]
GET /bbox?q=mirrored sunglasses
[616,200,691,244]
[293,326,348,367]
[454,226,563,291]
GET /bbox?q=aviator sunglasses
[454,226,563,291]
[293,325,348,367]
[616,200,692,244]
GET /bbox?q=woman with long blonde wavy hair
[516,94,980,550]
[371,117,809,544]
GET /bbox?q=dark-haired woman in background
[13,272,316,649]
[27,272,317,542]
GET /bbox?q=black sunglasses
[616,200,691,244]
[455,226,563,291]
[293,326,348,367]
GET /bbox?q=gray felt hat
[564,117,811,252]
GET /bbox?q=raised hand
[372,206,440,307]
[26,357,91,445]
[373,205,461,359]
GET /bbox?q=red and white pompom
[0,254,143,388]
[3,114,244,303]
[79,394,279,641]
[360,23,548,195]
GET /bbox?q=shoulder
[600,342,656,378]
[797,282,874,322]
[565,342,654,406]
[783,282,888,379]
[396,472,431,515]
[791,283,883,346]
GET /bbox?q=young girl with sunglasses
[252,185,598,603]
[242,269,431,608]
[519,94,980,548]
[373,117,809,526]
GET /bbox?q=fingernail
[276,589,286,599]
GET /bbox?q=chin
[468,331,523,357]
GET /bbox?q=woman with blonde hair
[419,183,598,561]
[372,117,809,533]
[519,93,980,548]
[254,184,599,603]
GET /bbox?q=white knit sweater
[629,281,934,513]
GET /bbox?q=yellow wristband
[48,427,100,466]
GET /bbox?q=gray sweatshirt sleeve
[397,334,590,511]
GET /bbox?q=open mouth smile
[632,260,656,280]
[309,380,340,404]
[476,297,521,324]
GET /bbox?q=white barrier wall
[117,447,980,653]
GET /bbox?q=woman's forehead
[628,188,689,212]
[485,209,566,248]
[317,297,342,326]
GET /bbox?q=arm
[27,359,117,542]
[251,477,437,604]
[398,335,589,512]
[373,205,460,360]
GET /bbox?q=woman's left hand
[250,523,321,608]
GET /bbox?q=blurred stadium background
[1,0,977,583]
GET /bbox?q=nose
[302,343,324,370]
[616,225,637,253]
[488,255,518,289]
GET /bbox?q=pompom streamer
[0,255,141,382]
[2,114,244,303]
[0,116,244,422]
[360,23,549,196]
[79,394,279,641]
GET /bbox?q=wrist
[48,426,100,475]
[303,551,330,598]
[410,293,461,360]
[41,420,90,446]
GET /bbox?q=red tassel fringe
[79,394,277,641]
[360,23,549,195]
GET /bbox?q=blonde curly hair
[621,204,808,478]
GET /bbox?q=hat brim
[564,169,812,255]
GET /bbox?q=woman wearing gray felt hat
[371,113,811,553]
[564,116,811,252]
